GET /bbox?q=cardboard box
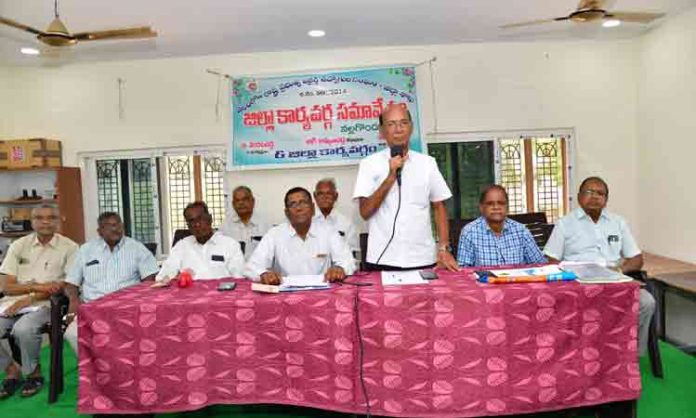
[10,208,33,221]
[0,139,62,169]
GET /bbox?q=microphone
[390,145,404,186]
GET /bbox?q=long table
[77,269,641,416]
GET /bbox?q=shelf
[0,199,57,205]
[0,231,31,238]
[0,167,62,173]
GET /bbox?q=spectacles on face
[33,215,58,222]
[314,190,336,198]
[286,200,312,210]
[185,215,208,226]
[580,189,607,198]
[482,200,507,208]
[382,119,411,130]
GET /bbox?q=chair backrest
[449,212,551,250]
[525,222,555,250]
[144,242,157,256]
[508,212,548,225]
[172,229,192,248]
[448,217,476,251]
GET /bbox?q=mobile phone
[217,282,237,291]
[419,270,438,280]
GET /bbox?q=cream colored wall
[0,40,640,236]
[637,7,696,263]
[0,67,12,134]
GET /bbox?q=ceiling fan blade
[500,17,568,29]
[73,26,157,42]
[606,11,666,24]
[0,16,45,36]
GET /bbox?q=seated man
[313,178,359,253]
[63,212,159,354]
[157,201,244,282]
[245,187,356,284]
[457,185,546,266]
[544,176,655,356]
[0,205,78,399]
[220,185,269,260]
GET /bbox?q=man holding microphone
[353,103,458,271]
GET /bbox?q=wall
[0,40,640,238]
[0,66,12,134]
[637,7,696,263]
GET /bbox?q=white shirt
[353,148,452,267]
[156,232,245,281]
[219,213,270,260]
[544,208,641,266]
[244,222,356,281]
[313,210,359,252]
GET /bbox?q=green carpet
[0,342,694,417]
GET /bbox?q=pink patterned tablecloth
[77,269,641,416]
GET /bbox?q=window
[429,132,572,223]
[93,150,227,255]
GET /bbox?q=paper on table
[560,262,632,284]
[381,270,427,286]
[280,275,330,291]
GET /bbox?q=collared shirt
[457,217,546,267]
[65,237,159,303]
[544,207,641,266]
[312,210,359,252]
[0,232,78,307]
[156,232,244,281]
[244,222,356,281]
[352,148,452,267]
[220,213,270,260]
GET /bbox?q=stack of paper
[381,270,427,286]
[559,262,633,284]
[279,275,331,292]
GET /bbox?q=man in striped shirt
[63,212,159,354]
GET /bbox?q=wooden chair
[525,222,555,250]
[508,211,548,224]
[171,229,192,248]
[449,212,552,252]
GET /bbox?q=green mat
[1,342,694,417]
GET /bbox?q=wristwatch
[438,243,451,253]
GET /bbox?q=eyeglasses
[383,119,411,129]
[32,215,58,221]
[482,200,507,207]
[286,200,312,209]
[580,189,607,198]
[185,215,208,226]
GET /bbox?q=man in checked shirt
[456,185,546,267]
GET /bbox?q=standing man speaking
[353,103,458,271]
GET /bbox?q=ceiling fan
[501,0,665,29]
[0,0,157,48]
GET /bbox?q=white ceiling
[1,0,694,66]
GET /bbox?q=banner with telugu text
[230,66,422,169]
